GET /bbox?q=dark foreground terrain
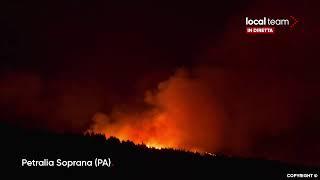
[0,122,317,179]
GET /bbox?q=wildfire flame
[145,143,163,150]
[88,111,188,151]
[86,69,223,153]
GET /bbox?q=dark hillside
[0,122,317,179]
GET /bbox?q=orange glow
[86,69,224,153]
[89,111,186,150]
[145,143,164,150]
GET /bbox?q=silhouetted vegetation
[0,122,317,179]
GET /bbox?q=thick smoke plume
[87,62,319,166]
[87,68,225,152]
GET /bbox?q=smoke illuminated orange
[87,111,186,150]
[86,69,224,152]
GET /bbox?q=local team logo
[245,16,299,34]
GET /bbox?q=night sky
[0,0,319,165]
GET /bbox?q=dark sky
[0,0,319,165]
[0,0,250,127]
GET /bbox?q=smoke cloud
[87,61,319,166]
[87,68,225,152]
